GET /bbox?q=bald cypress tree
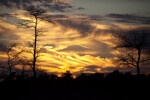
[20,8,51,78]
[112,28,150,75]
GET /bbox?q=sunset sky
[0,0,150,75]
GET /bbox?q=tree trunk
[9,66,12,79]
[22,65,25,78]
[33,16,38,78]
[136,48,141,75]
[7,54,12,79]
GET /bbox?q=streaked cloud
[107,13,150,25]
[1,0,150,75]
[0,0,84,12]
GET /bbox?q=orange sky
[0,0,150,75]
[0,15,116,74]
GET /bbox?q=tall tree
[112,28,150,75]
[30,9,45,78]
[26,8,46,78]
[20,8,53,78]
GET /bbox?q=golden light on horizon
[0,19,128,74]
[1,7,150,75]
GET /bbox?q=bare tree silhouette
[112,28,150,75]
[6,43,23,79]
[19,8,53,78]
[27,8,45,78]
[19,58,32,79]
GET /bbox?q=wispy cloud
[107,13,150,25]
[0,0,84,12]
[1,1,150,74]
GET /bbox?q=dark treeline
[0,70,150,100]
[1,69,150,81]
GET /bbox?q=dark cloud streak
[56,20,96,38]
[0,0,84,12]
[107,13,150,25]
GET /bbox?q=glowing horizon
[0,0,150,75]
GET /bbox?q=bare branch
[112,28,150,75]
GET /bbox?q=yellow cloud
[0,15,117,75]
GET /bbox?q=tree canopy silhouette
[19,8,53,78]
[112,28,150,75]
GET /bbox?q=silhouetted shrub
[106,70,123,80]
[61,71,73,80]
[76,73,88,80]
[123,72,133,80]
[49,74,58,80]
[88,73,104,80]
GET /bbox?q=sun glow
[1,9,141,75]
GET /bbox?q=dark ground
[0,72,150,100]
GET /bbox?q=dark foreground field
[0,72,150,100]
